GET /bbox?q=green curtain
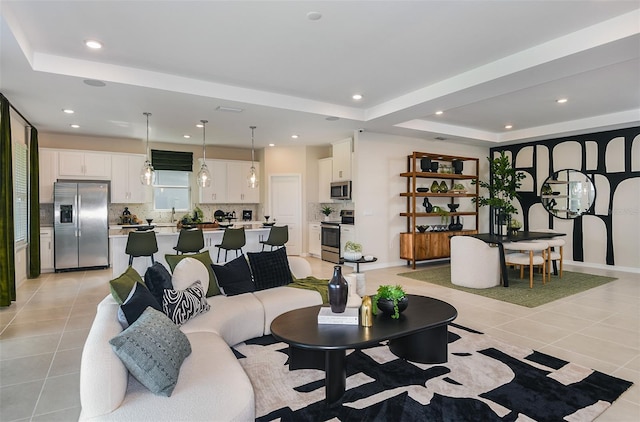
[28,127,40,278]
[0,95,16,306]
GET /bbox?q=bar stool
[503,241,548,288]
[125,231,158,266]
[260,225,288,251]
[173,228,204,255]
[215,227,246,262]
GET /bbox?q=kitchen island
[109,223,271,277]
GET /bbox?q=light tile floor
[0,259,638,421]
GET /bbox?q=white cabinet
[308,223,321,257]
[227,161,260,203]
[318,158,333,202]
[332,138,352,181]
[58,151,111,179]
[40,228,54,273]
[199,160,260,204]
[199,159,229,203]
[340,225,356,257]
[111,154,149,203]
[39,149,57,203]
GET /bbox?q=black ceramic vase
[377,296,409,317]
[423,197,433,213]
[430,162,439,172]
[452,160,463,174]
[328,266,348,313]
[449,216,463,231]
[420,158,431,172]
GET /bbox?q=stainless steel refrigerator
[54,182,109,271]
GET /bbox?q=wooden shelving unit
[400,152,479,268]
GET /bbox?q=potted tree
[472,151,525,235]
[372,284,408,319]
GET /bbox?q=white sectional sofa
[79,256,323,421]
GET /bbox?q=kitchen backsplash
[108,203,259,225]
[308,202,353,222]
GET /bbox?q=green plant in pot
[472,151,525,235]
[344,241,363,261]
[372,284,408,319]
[321,206,334,220]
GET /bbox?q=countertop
[108,223,270,238]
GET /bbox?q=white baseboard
[564,260,640,275]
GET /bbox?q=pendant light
[247,125,258,188]
[140,112,155,185]
[197,119,211,187]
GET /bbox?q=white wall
[352,131,491,268]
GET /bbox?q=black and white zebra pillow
[162,280,210,326]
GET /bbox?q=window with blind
[153,170,190,211]
[13,141,28,245]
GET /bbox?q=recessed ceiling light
[291,135,299,139]
[85,40,102,49]
[83,79,106,87]
[352,94,363,100]
[435,110,444,115]
[70,124,80,128]
[196,123,203,128]
[504,124,513,129]
[62,109,74,114]
[556,98,568,104]
[307,11,322,21]
[325,116,339,121]
[216,106,243,113]
[269,143,275,147]
[183,135,191,139]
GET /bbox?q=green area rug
[397,265,617,308]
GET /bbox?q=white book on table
[317,307,359,325]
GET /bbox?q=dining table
[469,231,566,287]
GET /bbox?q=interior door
[269,174,302,255]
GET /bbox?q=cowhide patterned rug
[232,324,632,421]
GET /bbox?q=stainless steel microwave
[330,181,351,200]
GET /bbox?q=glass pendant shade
[247,125,259,188]
[197,119,211,187]
[247,165,258,188]
[140,159,156,185]
[140,112,155,185]
[197,162,211,187]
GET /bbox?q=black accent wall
[491,126,640,267]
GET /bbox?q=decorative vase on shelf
[430,181,440,193]
[420,158,431,172]
[422,197,433,213]
[439,181,448,193]
[430,162,439,172]
[452,160,464,174]
[328,266,348,313]
[449,216,463,231]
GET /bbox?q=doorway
[268,174,302,255]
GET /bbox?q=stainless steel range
[320,210,354,264]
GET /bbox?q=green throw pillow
[109,307,191,397]
[165,251,220,297]
[110,266,144,304]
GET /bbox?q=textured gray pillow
[109,307,191,396]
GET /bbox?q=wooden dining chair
[503,241,548,288]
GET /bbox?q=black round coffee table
[270,295,457,404]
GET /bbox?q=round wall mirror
[540,169,596,219]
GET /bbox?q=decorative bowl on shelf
[416,225,428,233]
[447,204,460,212]
[262,222,275,227]
[417,187,429,192]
